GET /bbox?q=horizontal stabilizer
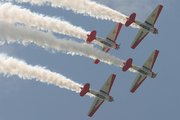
[80,83,90,97]
[125,13,136,27]
[122,58,133,72]
[86,30,96,44]
[94,59,100,64]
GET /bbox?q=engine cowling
[115,44,120,50]
[151,72,157,78]
[153,28,158,34]
[109,96,114,102]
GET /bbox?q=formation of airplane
[79,4,163,117]
[80,74,116,117]
[125,5,163,49]
[86,23,122,64]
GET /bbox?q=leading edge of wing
[130,29,149,49]
[130,73,147,93]
[88,98,105,117]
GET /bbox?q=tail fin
[80,83,90,97]
[125,13,136,27]
[86,30,96,44]
[122,58,133,72]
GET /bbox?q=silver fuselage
[96,37,120,50]
[89,90,114,102]
[135,20,158,34]
[132,65,157,78]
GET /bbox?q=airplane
[86,23,122,64]
[80,74,116,117]
[125,5,163,49]
[122,50,159,93]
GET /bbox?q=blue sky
[0,0,179,120]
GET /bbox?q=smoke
[0,21,136,72]
[0,53,94,97]
[0,3,89,41]
[1,0,139,28]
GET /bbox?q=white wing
[100,46,110,53]
[106,23,122,43]
[130,73,147,93]
[100,74,116,95]
[93,46,110,64]
[87,98,104,117]
[143,50,159,70]
[130,29,149,49]
[145,5,163,26]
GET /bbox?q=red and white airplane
[80,74,116,117]
[86,23,122,64]
[122,50,159,93]
[125,5,163,49]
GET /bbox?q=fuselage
[89,90,114,102]
[135,20,158,34]
[131,65,157,78]
[95,37,120,50]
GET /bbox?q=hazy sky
[0,0,179,120]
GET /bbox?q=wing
[100,46,110,53]
[93,46,110,64]
[88,98,105,117]
[100,74,116,95]
[145,5,163,26]
[143,50,159,70]
[130,29,149,49]
[106,23,122,43]
[130,73,147,93]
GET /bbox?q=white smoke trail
[0,53,94,97]
[1,0,139,28]
[0,21,136,72]
[0,3,89,41]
